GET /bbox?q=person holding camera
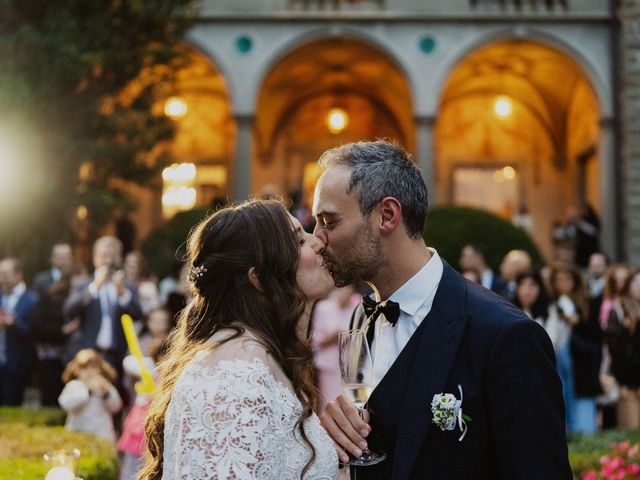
[546,263,597,433]
[64,236,142,377]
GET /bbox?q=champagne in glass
[342,383,373,409]
[338,330,386,467]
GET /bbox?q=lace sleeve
[163,358,284,480]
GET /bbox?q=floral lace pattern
[162,355,338,479]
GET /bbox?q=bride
[138,200,338,479]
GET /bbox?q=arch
[435,37,602,262]
[183,35,236,103]
[253,34,414,204]
[432,28,607,117]
[255,26,415,104]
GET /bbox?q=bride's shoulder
[188,328,283,380]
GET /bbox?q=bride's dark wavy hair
[138,199,319,479]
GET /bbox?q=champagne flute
[338,329,386,467]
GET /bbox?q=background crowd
[0,200,635,478]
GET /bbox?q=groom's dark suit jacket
[353,261,571,479]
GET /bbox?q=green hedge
[0,407,636,479]
[424,205,542,271]
[0,423,118,480]
[0,407,66,426]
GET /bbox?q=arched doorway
[118,45,235,240]
[254,36,414,208]
[160,45,236,217]
[436,39,600,259]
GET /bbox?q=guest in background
[573,203,601,269]
[123,251,146,290]
[137,307,173,357]
[586,252,608,300]
[600,264,633,329]
[500,250,533,302]
[0,258,38,406]
[605,270,640,429]
[459,244,507,294]
[548,263,593,433]
[58,348,122,443]
[64,236,142,376]
[311,285,361,411]
[33,243,74,295]
[29,272,82,406]
[513,270,549,327]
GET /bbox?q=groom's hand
[319,395,371,463]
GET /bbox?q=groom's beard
[325,223,383,287]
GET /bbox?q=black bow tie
[362,296,401,327]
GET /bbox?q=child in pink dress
[117,339,166,480]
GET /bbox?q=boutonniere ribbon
[430,384,471,441]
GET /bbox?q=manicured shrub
[0,406,66,426]
[0,423,118,480]
[424,205,542,271]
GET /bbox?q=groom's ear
[247,267,264,292]
[378,197,402,235]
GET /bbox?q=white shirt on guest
[370,248,443,388]
[2,282,26,312]
[480,269,494,291]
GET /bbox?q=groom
[312,140,571,479]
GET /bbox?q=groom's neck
[370,239,432,300]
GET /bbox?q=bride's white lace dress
[162,330,338,479]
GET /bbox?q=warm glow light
[493,170,505,183]
[45,466,75,480]
[78,162,92,182]
[164,97,188,119]
[327,108,348,134]
[162,163,196,182]
[162,186,196,209]
[494,97,512,117]
[162,163,197,217]
[76,205,88,220]
[502,166,516,180]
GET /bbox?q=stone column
[415,115,437,205]
[232,114,254,201]
[621,0,640,263]
[598,117,617,258]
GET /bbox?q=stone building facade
[144,0,636,262]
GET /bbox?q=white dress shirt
[88,280,132,350]
[480,269,494,291]
[3,282,26,313]
[370,249,444,388]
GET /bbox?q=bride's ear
[247,267,264,292]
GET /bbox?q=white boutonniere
[430,385,471,441]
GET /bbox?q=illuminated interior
[254,37,414,206]
[436,39,600,257]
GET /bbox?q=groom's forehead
[313,169,356,213]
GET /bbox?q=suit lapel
[392,262,469,480]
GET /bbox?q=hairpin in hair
[188,264,208,283]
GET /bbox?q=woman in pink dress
[311,285,361,412]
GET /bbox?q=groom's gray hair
[318,139,428,238]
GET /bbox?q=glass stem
[358,407,371,455]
